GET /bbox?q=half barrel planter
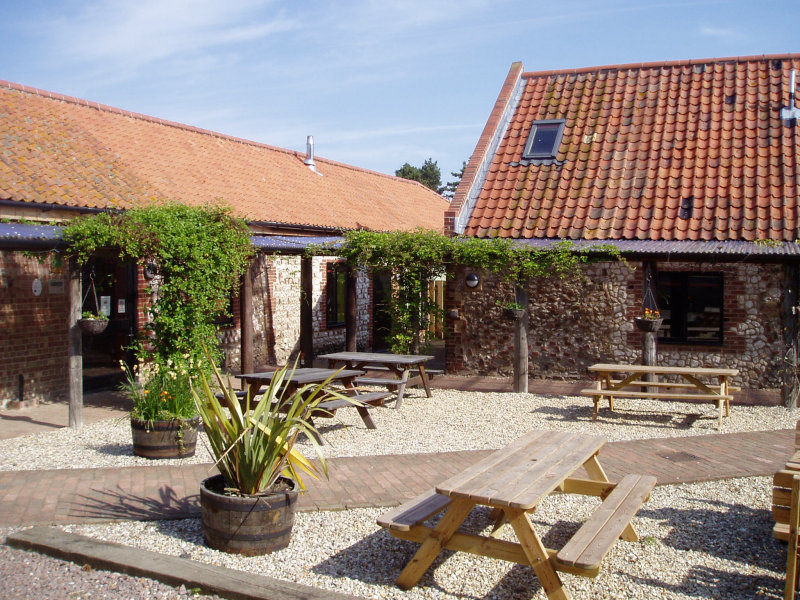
[200,474,299,556]
[130,416,200,459]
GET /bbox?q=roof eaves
[452,63,526,235]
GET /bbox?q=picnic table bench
[319,351,435,409]
[582,363,739,429]
[377,430,655,598]
[236,368,392,442]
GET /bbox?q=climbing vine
[312,229,619,353]
[63,203,254,366]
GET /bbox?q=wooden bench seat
[377,489,452,532]
[580,388,732,421]
[773,421,800,541]
[316,390,392,414]
[606,380,741,392]
[554,474,656,578]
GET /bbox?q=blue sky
[1,0,798,186]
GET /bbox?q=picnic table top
[319,351,434,365]
[238,367,364,385]
[588,363,739,376]
[435,430,607,510]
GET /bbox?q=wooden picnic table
[237,368,388,436]
[583,363,739,429]
[378,430,655,599]
[319,351,435,409]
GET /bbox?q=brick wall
[0,251,69,406]
[446,261,786,389]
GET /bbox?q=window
[522,119,566,159]
[326,262,347,328]
[657,273,723,344]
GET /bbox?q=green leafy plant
[192,352,350,495]
[80,310,108,321]
[63,202,254,370]
[496,300,525,311]
[121,354,202,422]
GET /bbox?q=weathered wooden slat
[555,474,656,574]
[377,489,452,532]
[580,388,732,401]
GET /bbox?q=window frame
[325,262,347,329]
[522,119,566,159]
[656,272,724,346]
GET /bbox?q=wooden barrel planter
[200,474,299,556]
[130,417,199,459]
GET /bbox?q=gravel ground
[0,387,796,599]
[57,476,786,599]
[0,387,795,470]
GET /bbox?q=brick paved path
[0,429,793,528]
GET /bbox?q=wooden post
[513,283,529,393]
[345,265,357,352]
[300,256,314,367]
[783,264,800,408]
[240,260,254,375]
[68,259,83,429]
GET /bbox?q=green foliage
[193,352,348,494]
[121,355,202,421]
[395,158,443,193]
[81,310,108,321]
[452,237,600,284]
[63,203,254,367]
[442,161,466,200]
[329,229,450,353]
[311,230,621,353]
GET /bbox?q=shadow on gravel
[637,498,782,570]
[533,403,712,430]
[88,442,135,456]
[68,485,199,522]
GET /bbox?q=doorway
[81,260,137,391]
[372,271,392,352]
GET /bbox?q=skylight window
[522,119,565,159]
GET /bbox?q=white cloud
[42,0,297,71]
[698,25,741,39]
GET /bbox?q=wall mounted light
[465,273,480,288]
[143,262,158,280]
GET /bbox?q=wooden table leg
[505,508,570,600]
[394,367,411,410]
[418,364,432,398]
[395,498,474,590]
[583,454,639,542]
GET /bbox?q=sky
[1,0,799,187]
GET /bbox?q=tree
[442,161,467,200]
[395,158,443,194]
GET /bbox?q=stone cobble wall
[0,252,69,406]
[446,261,785,388]
[220,256,372,370]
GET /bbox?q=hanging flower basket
[634,317,663,332]
[79,318,109,335]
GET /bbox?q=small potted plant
[121,353,202,459]
[79,310,109,335]
[634,307,663,332]
[192,352,351,556]
[497,300,526,320]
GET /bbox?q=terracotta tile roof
[448,54,800,242]
[0,82,448,232]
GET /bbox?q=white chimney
[781,69,800,125]
[303,135,322,175]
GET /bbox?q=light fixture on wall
[143,262,158,280]
[465,273,480,288]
